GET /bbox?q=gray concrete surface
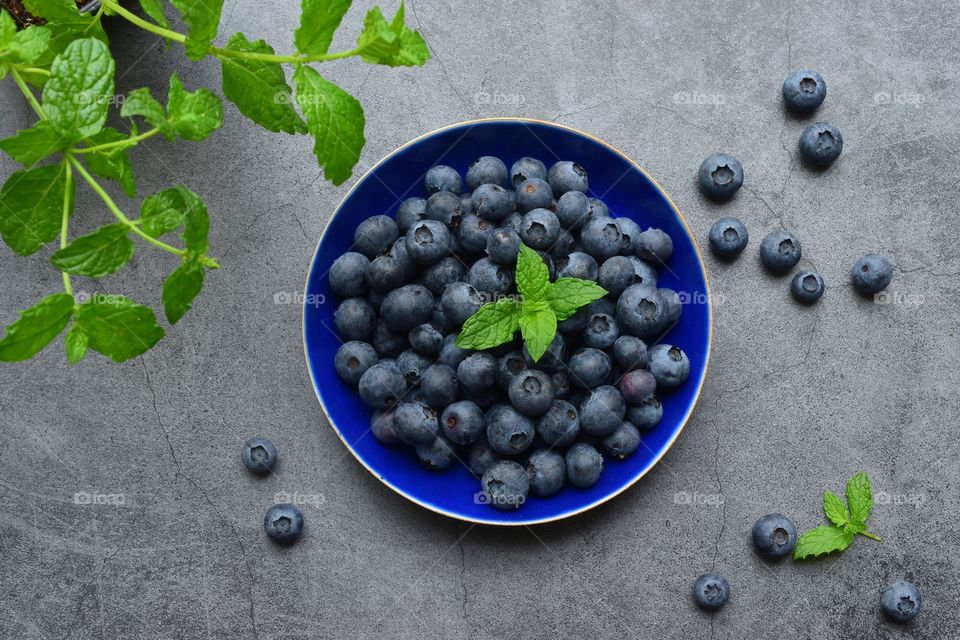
[2,1,958,637]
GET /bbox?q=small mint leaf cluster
[456,244,607,361]
[794,471,881,560]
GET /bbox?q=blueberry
[458,353,497,392]
[397,349,433,386]
[335,341,379,386]
[602,422,641,459]
[405,220,452,265]
[586,198,609,219]
[485,404,535,455]
[502,210,524,234]
[648,344,690,389]
[660,287,684,326]
[588,297,617,317]
[496,350,526,389]
[598,256,636,295]
[627,256,658,288]
[466,156,508,190]
[425,164,461,195]
[579,385,626,436]
[460,192,476,215]
[468,440,500,476]
[627,397,662,430]
[510,156,548,189]
[486,227,522,265]
[367,240,411,292]
[370,409,399,445]
[555,190,589,230]
[358,362,406,409]
[751,513,797,561]
[515,178,553,213]
[468,257,514,296]
[692,573,729,611]
[615,217,641,255]
[537,399,580,446]
[508,369,555,416]
[420,363,459,408]
[353,215,398,258]
[334,298,376,340]
[617,284,668,337]
[522,333,565,372]
[395,197,427,233]
[548,161,588,195]
[519,208,561,251]
[415,435,457,470]
[471,183,515,221]
[329,252,369,298]
[550,371,571,398]
[440,400,484,445]
[380,284,435,332]
[422,257,467,296]
[791,270,825,304]
[708,217,749,259]
[393,401,440,445]
[547,228,576,259]
[482,460,529,510]
[582,313,619,350]
[462,385,501,411]
[566,347,612,389]
[636,227,673,264]
[565,443,603,488]
[526,449,566,497]
[556,251,599,280]
[371,320,408,357]
[438,333,472,369]
[264,503,304,544]
[458,214,495,254]
[698,153,744,200]
[798,122,843,167]
[613,336,648,371]
[440,282,483,326]
[580,217,623,261]
[242,437,277,475]
[409,323,443,356]
[782,69,826,114]
[881,581,921,622]
[851,253,893,294]
[619,368,656,404]
[558,306,589,336]
[759,229,802,272]
[426,190,464,231]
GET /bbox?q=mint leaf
[180,187,210,255]
[8,24,52,64]
[0,163,71,255]
[50,224,134,278]
[846,471,873,527]
[0,121,69,167]
[0,10,15,50]
[546,277,607,321]
[0,293,74,361]
[166,73,223,141]
[516,243,549,302]
[793,525,855,560]
[138,0,171,30]
[518,302,556,362]
[41,38,114,143]
[22,0,79,22]
[120,87,167,131]
[75,296,165,362]
[219,33,307,134]
[65,323,88,365]
[294,0,351,56]
[83,128,136,197]
[169,0,223,61]
[139,186,188,238]
[294,65,365,186]
[823,491,849,528]
[456,298,520,351]
[162,262,204,324]
[356,3,430,67]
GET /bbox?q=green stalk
[860,531,882,542]
[60,159,73,296]
[73,127,161,154]
[68,156,186,258]
[9,67,44,118]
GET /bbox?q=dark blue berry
[458,214,495,254]
[615,217,641,255]
[556,251,599,280]
[580,217,623,261]
[507,369,554,417]
[627,256,658,288]
[515,178,553,213]
[405,220,452,265]
[692,574,729,611]
[437,333,472,369]
[526,449,566,497]
[485,404,535,455]
[380,284,435,332]
[264,503,304,544]
[566,347,612,389]
[440,282,483,326]
[579,385,626,436]
[358,362,406,409]
[510,156,547,189]
[426,190,464,231]
[617,284,668,337]
[582,312,619,350]
[466,156,508,190]
[618,368,656,404]
[698,153,744,200]
[791,270,825,304]
[613,336,648,370]
[486,227,522,265]
[548,161,588,195]
[353,215,398,258]
[851,253,892,294]
[636,227,673,264]
[782,69,826,114]
[555,190,589,230]
[471,183,515,221]
[586,198,609,219]
[627,397,662,430]
[242,437,277,475]
[598,256,636,295]
[468,257,513,296]
[422,257,467,296]
[335,341,379,385]
[334,298,376,340]
[367,240,411,292]
[708,217,749,258]
[371,409,399,445]
[329,252,369,298]
[420,363,459,408]
[371,320,408,358]
[648,344,690,389]
[425,164,461,195]
[565,443,602,487]
[440,400,484,445]
[602,422,641,459]
[881,581,921,622]
[482,460,529,510]
[798,122,843,167]
[547,228,576,259]
[468,440,500,477]
[415,435,457,470]
[393,401,439,445]
[395,197,427,233]
[457,353,497,392]
[409,323,443,356]
[759,230,802,272]
[519,208,561,250]
[537,399,580,447]
[752,513,797,561]
[397,349,432,386]
[496,351,526,389]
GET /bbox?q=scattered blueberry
[242,437,277,475]
[582,312,619,349]
[468,257,513,296]
[698,153,744,200]
[752,513,797,561]
[759,229,802,272]
[264,503,304,544]
[579,386,626,436]
[617,285,668,337]
[851,253,893,294]
[426,190,464,231]
[440,281,483,326]
[397,349,432,386]
[692,573,729,611]
[422,256,467,296]
[367,240,411,292]
[782,69,826,114]
[458,214,495,254]
[556,251,599,280]
[791,270,825,304]
[798,121,843,167]
[599,256,638,296]
[708,217,749,259]
[880,581,921,622]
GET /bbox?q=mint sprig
[794,471,881,560]
[457,244,606,361]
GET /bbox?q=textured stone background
[2,1,958,638]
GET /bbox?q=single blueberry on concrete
[264,503,304,544]
[242,437,277,475]
[798,122,843,167]
[759,229,802,272]
[752,513,797,561]
[881,581,921,622]
[692,573,729,611]
[791,270,826,304]
[782,69,826,113]
[698,153,743,200]
[708,217,749,259]
[851,253,893,294]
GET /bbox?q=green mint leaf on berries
[456,243,607,360]
[794,471,880,560]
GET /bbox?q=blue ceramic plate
[303,119,711,526]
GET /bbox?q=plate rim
[302,117,713,526]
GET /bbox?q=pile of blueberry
[330,156,690,510]
[699,70,893,303]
